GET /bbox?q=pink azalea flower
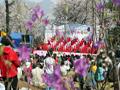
[112,0,120,6]
[31,14,37,22]
[36,9,44,18]
[96,2,105,12]
[25,21,33,30]
[32,6,44,18]
[42,18,49,26]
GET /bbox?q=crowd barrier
[33,50,97,56]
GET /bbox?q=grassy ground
[18,80,114,90]
[18,81,44,90]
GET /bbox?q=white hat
[91,60,95,62]
[26,62,31,68]
[100,49,104,52]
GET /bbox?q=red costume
[0,46,20,78]
[81,45,89,53]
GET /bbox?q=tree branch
[9,1,15,6]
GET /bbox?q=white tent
[45,24,93,42]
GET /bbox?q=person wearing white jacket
[32,64,45,87]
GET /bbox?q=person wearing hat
[43,49,55,90]
[0,35,20,90]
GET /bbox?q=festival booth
[44,24,93,42]
[10,32,22,48]
[10,32,33,48]
[9,32,33,61]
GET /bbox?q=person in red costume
[78,39,84,46]
[81,41,90,53]
[0,35,20,90]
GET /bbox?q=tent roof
[10,32,22,39]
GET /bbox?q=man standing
[43,49,55,90]
[0,35,20,90]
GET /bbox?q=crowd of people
[0,35,119,90]
[18,48,114,90]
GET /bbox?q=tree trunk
[5,0,10,34]
[92,0,96,42]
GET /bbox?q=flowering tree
[112,0,120,6]
[25,6,49,46]
[25,6,49,31]
[0,0,31,33]
[96,1,120,89]
[4,0,15,33]
[53,0,92,25]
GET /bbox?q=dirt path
[18,81,44,90]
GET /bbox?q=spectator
[43,49,55,90]
[0,35,20,90]
[32,64,45,87]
